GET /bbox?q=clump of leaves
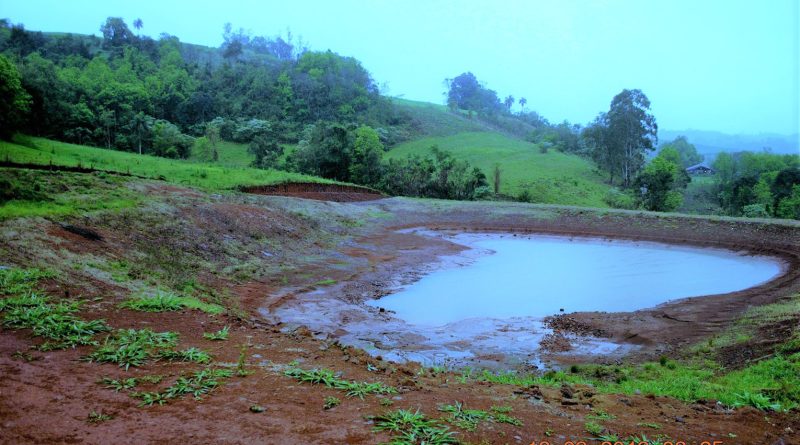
[371,409,459,445]
[438,402,523,431]
[236,343,252,376]
[83,328,178,370]
[133,368,232,406]
[585,421,604,436]
[100,375,164,392]
[87,410,113,423]
[380,398,394,407]
[1,292,111,350]
[438,402,489,432]
[0,268,53,296]
[587,408,617,421]
[323,396,341,410]
[732,391,783,411]
[203,326,229,341]
[249,405,265,413]
[284,366,397,399]
[120,292,184,312]
[157,347,212,364]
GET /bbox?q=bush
[742,203,770,218]
[603,188,637,210]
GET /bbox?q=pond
[368,232,784,326]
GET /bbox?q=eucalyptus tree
[606,89,658,187]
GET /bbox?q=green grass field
[387,131,611,207]
[0,136,334,191]
[392,98,489,137]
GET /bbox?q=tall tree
[606,89,658,187]
[0,54,31,140]
[518,97,527,112]
[503,95,515,111]
[659,136,702,168]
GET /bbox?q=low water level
[370,233,784,326]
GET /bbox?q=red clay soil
[1,184,800,444]
[241,182,384,202]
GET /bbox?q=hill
[387,131,610,207]
[659,129,800,160]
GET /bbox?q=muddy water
[368,232,784,325]
[271,230,784,369]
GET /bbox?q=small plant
[380,398,394,407]
[11,350,35,362]
[489,405,512,414]
[249,405,265,413]
[236,343,252,376]
[157,347,212,364]
[1,289,111,350]
[0,268,53,295]
[371,409,459,445]
[284,366,397,399]
[87,410,113,423]
[585,421,604,436]
[120,292,184,312]
[492,412,523,426]
[134,368,233,406]
[102,377,138,391]
[637,422,661,429]
[203,326,229,341]
[323,396,341,410]
[438,401,489,432]
[597,433,620,442]
[587,408,617,421]
[84,329,178,370]
[732,391,782,411]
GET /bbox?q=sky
[3,0,799,136]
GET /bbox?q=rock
[560,384,574,399]
[675,416,685,423]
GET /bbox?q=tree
[776,185,800,219]
[518,97,527,113]
[444,72,501,114]
[503,95,514,111]
[249,134,282,169]
[659,136,702,168]
[0,54,31,140]
[492,163,501,195]
[635,156,683,212]
[133,18,143,33]
[349,125,384,186]
[583,113,619,184]
[606,89,658,187]
[130,112,150,155]
[100,17,135,55]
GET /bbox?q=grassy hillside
[392,98,489,137]
[0,136,334,191]
[387,131,611,207]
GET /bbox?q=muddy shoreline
[268,198,800,368]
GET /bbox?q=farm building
[686,163,715,175]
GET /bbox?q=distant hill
[659,129,800,161]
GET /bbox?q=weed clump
[83,328,178,370]
[371,409,459,445]
[283,366,397,399]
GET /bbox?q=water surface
[370,233,783,326]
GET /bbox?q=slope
[387,131,611,208]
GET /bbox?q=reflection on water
[369,233,783,326]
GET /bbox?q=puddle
[268,230,785,369]
[368,231,784,324]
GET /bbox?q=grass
[83,328,179,370]
[323,396,341,410]
[387,131,611,207]
[392,98,488,137]
[475,352,800,411]
[0,292,111,350]
[120,291,224,315]
[437,402,523,431]
[87,410,113,423]
[371,409,459,445]
[133,368,233,406]
[0,136,338,192]
[203,326,230,341]
[0,268,54,295]
[100,375,164,391]
[156,347,212,364]
[0,167,140,220]
[283,366,397,399]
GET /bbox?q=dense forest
[1,18,798,216]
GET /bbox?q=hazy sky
[4,0,799,135]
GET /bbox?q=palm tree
[130,112,149,155]
[133,18,143,34]
[519,97,527,113]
